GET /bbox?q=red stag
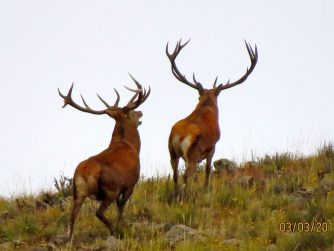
[166,39,258,195]
[58,75,150,242]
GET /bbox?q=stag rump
[58,75,150,242]
[166,39,258,196]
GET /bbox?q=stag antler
[58,75,150,115]
[166,39,204,94]
[58,83,119,115]
[123,74,151,111]
[215,41,258,94]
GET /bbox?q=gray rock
[223,238,242,247]
[320,174,334,192]
[289,194,308,210]
[165,224,207,246]
[0,211,14,225]
[103,236,125,251]
[150,223,171,232]
[213,159,237,174]
[238,175,255,188]
[296,187,315,198]
[29,247,49,251]
[50,234,69,246]
[13,239,25,247]
[266,244,279,251]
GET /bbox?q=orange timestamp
[279,222,333,233]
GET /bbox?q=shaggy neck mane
[110,121,141,151]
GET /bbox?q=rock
[289,194,308,210]
[296,187,315,198]
[13,239,25,247]
[102,236,125,251]
[134,207,153,221]
[213,159,237,174]
[50,234,69,246]
[238,176,255,188]
[256,179,266,191]
[0,211,14,224]
[223,238,242,247]
[165,224,207,246]
[42,193,62,207]
[320,174,334,192]
[272,184,284,194]
[150,223,171,232]
[266,244,279,251]
[29,247,49,251]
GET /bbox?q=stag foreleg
[116,188,133,231]
[96,195,116,235]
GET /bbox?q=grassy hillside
[1,143,334,250]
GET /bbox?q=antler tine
[81,94,92,109]
[166,39,204,93]
[215,40,258,93]
[213,76,219,88]
[113,88,120,107]
[141,86,151,104]
[124,75,150,110]
[128,73,142,89]
[124,86,142,93]
[58,82,74,108]
[126,92,139,107]
[97,93,112,108]
[58,83,108,115]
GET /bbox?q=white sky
[1,1,333,196]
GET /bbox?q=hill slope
[1,143,334,250]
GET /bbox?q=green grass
[1,143,334,250]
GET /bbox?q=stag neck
[196,95,219,113]
[109,121,141,152]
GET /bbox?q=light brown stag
[58,75,150,242]
[166,39,258,196]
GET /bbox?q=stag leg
[204,148,215,188]
[96,197,115,235]
[69,195,86,244]
[116,188,133,231]
[171,157,180,197]
[183,161,197,186]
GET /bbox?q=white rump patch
[171,134,192,161]
[172,134,181,150]
[180,135,192,161]
[75,176,89,197]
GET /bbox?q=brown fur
[166,40,258,196]
[58,78,150,243]
[169,90,221,193]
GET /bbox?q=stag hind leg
[69,195,86,244]
[183,161,197,187]
[170,157,180,197]
[204,148,215,188]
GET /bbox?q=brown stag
[58,75,150,242]
[166,39,258,195]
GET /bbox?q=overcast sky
[1,1,333,196]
